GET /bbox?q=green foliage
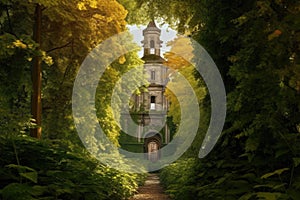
[95,47,144,147]
[160,158,198,199]
[0,0,133,141]
[6,164,38,183]
[261,168,289,180]
[161,150,300,199]
[118,0,198,32]
[39,0,129,140]
[157,0,300,199]
[0,35,37,136]
[0,135,145,200]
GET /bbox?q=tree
[0,0,51,137]
[118,0,197,32]
[164,36,206,125]
[38,0,127,141]
[0,0,133,141]
[31,3,42,138]
[163,36,208,158]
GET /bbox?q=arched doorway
[144,132,161,162]
[148,141,159,161]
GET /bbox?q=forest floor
[130,173,171,200]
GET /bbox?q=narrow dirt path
[130,173,171,200]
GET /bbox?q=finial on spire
[147,21,157,28]
[143,20,161,33]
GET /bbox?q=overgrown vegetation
[0,135,145,200]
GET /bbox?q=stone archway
[144,132,161,162]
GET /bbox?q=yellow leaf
[77,2,86,10]
[118,55,126,64]
[13,40,27,49]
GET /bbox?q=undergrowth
[0,135,146,200]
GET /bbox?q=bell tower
[140,21,168,111]
[119,21,171,161]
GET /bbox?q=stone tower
[120,21,170,161]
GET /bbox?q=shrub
[0,135,144,200]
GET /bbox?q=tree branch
[5,5,18,38]
[6,5,13,34]
[46,40,73,53]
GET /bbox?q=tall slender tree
[31,4,42,138]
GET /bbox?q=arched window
[150,40,155,54]
[151,71,155,80]
[150,40,155,48]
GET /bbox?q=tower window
[150,96,156,110]
[150,40,155,54]
[151,71,155,80]
[150,40,155,48]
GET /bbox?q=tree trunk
[31,4,42,139]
